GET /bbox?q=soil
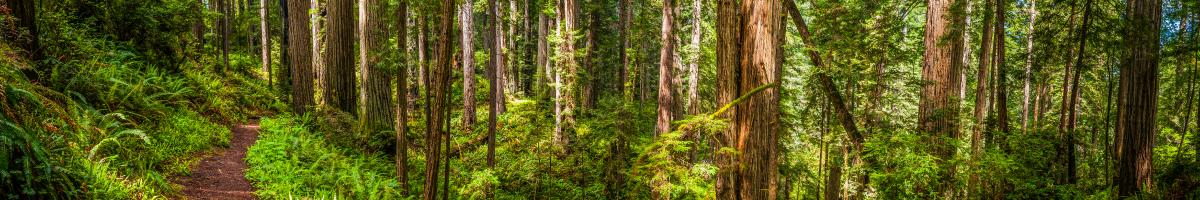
[173,123,260,200]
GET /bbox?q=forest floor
[173,122,260,200]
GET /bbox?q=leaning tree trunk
[324,0,357,114]
[287,0,314,114]
[781,1,871,197]
[1116,0,1161,196]
[919,0,965,196]
[359,0,393,132]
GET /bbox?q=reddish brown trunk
[919,0,966,196]
[394,2,410,196]
[656,0,676,136]
[1116,0,1160,196]
[714,0,742,198]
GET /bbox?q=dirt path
[174,123,259,200]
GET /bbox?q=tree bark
[277,0,292,94]
[970,0,995,192]
[1116,0,1161,196]
[487,0,502,168]
[222,0,232,70]
[1021,0,1036,133]
[687,0,702,116]
[656,0,677,136]
[619,0,631,97]
[714,0,741,198]
[423,0,455,198]
[418,14,427,101]
[537,12,550,100]
[992,0,1011,135]
[287,0,314,114]
[395,1,410,196]
[323,0,357,114]
[493,0,509,114]
[556,0,578,149]
[736,0,782,198]
[6,0,40,61]
[261,0,272,76]
[1059,0,1093,184]
[919,0,966,196]
[358,0,393,133]
[462,0,477,129]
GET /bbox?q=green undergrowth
[1,10,277,197]
[246,115,404,199]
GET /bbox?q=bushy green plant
[246,115,403,199]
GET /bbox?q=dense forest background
[1,0,1198,199]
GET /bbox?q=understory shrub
[246,115,402,199]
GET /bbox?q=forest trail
[174,122,260,200]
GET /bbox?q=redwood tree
[287,0,314,114]
[655,0,676,136]
[919,0,966,195]
[1116,0,1161,196]
[359,0,393,133]
[323,0,357,114]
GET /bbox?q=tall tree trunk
[1116,0,1160,196]
[287,0,315,114]
[277,0,291,94]
[714,0,741,198]
[735,1,782,199]
[417,13,427,103]
[920,0,966,196]
[1055,0,1081,184]
[538,12,550,99]
[261,0,272,79]
[359,0,393,132]
[312,0,326,102]
[619,0,631,97]
[462,0,477,129]
[488,0,503,168]
[1059,0,1093,184]
[970,0,996,192]
[395,1,410,196]
[556,0,578,149]
[656,0,676,136]
[491,0,508,115]
[424,0,455,198]
[991,0,1010,135]
[687,0,701,116]
[323,0,357,114]
[1021,0,1036,133]
[222,0,232,70]
[825,138,845,200]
